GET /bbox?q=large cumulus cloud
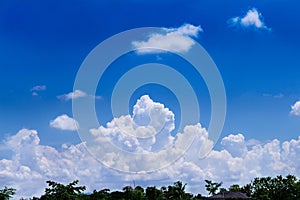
[1,96,300,198]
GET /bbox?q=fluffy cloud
[0,129,103,198]
[89,95,205,172]
[50,114,79,131]
[229,8,270,30]
[132,24,202,54]
[2,129,300,198]
[2,96,300,198]
[221,134,247,157]
[290,101,300,116]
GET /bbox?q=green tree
[248,175,300,200]
[204,180,222,196]
[146,186,161,200]
[165,181,189,200]
[240,183,252,197]
[229,184,241,192]
[0,187,16,200]
[123,186,133,200]
[132,186,145,200]
[40,180,86,200]
[110,191,125,200]
[89,188,110,200]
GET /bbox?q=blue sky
[1,0,300,198]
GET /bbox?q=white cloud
[0,129,103,198]
[229,8,270,30]
[31,85,46,92]
[57,90,87,101]
[57,90,101,101]
[50,114,79,131]
[31,85,46,96]
[132,24,202,54]
[89,95,201,172]
[221,134,247,157]
[7,130,300,198]
[2,96,300,198]
[290,100,300,116]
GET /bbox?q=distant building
[206,191,251,199]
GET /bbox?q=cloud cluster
[1,96,300,198]
[132,14,271,55]
[132,24,202,54]
[0,129,103,198]
[290,101,300,116]
[229,8,270,30]
[89,95,206,172]
[2,129,300,198]
[50,114,79,131]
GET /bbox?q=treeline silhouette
[1,175,300,199]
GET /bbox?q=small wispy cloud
[132,23,203,54]
[263,93,284,99]
[57,90,101,101]
[30,85,46,96]
[228,8,270,31]
[57,90,87,101]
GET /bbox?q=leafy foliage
[2,174,300,199]
[39,180,86,200]
[248,175,300,200]
[0,187,15,200]
[204,180,222,195]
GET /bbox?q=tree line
[1,175,300,200]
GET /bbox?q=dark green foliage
[219,188,227,193]
[247,175,300,200]
[0,187,15,200]
[192,194,205,200]
[3,174,300,199]
[89,189,110,200]
[132,186,146,200]
[145,186,164,200]
[110,191,124,200]
[204,180,222,195]
[39,180,86,200]
[165,181,187,200]
[239,183,251,197]
[229,184,241,192]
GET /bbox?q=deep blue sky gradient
[0,0,300,148]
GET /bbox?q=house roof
[207,191,251,199]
